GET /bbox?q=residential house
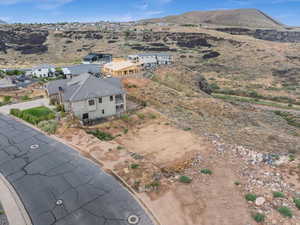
[128,53,173,68]
[83,53,112,64]
[62,64,101,78]
[0,77,17,90]
[102,59,142,76]
[32,64,56,78]
[45,73,126,121]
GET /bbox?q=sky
[0,0,300,25]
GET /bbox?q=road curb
[0,173,32,225]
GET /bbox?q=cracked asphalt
[0,114,155,225]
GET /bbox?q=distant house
[32,64,56,78]
[83,53,112,64]
[62,64,101,78]
[128,53,173,68]
[45,73,126,121]
[102,59,142,76]
[0,77,17,90]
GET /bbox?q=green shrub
[148,113,157,119]
[137,113,145,119]
[3,96,11,103]
[10,108,22,117]
[21,95,30,101]
[289,154,296,162]
[200,168,213,175]
[87,130,114,141]
[209,83,220,90]
[37,120,58,134]
[252,212,265,223]
[273,192,285,198]
[277,207,293,218]
[117,146,124,150]
[294,198,300,210]
[120,114,131,122]
[234,181,241,186]
[56,104,65,112]
[130,164,140,169]
[179,176,192,184]
[245,194,257,202]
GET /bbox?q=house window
[88,99,95,106]
[110,96,114,101]
[102,109,105,114]
[82,113,89,119]
[98,97,102,103]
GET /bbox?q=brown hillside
[143,8,284,29]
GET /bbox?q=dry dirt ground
[54,104,300,225]
[0,83,45,102]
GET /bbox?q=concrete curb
[0,173,32,225]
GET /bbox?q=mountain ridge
[141,8,285,29]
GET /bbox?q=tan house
[102,59,142,76]
[45,73,126,122]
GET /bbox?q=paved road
[0,98,50,115]
[0,114,155,225]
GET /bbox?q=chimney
[58,86,64,104]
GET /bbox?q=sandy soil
[119,123,203,167]
[55,108,255,225]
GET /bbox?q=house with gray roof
[83,53,112,64]
[0,77,17,90]
[45,73,126,121]
[62,64,101,78]
[128,53,173,68]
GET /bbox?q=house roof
[46,73,124,102]
[83,53,112,61]
[103,61,140,71]
[62,64,101,75]
[33,64,55,70]
[129,53,171,57]
[0,77,16,88]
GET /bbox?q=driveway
[0,114,155,225]
[0,98,50,115]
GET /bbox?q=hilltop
[142,8,285,29]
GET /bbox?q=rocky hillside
[0,23,300,104]
[143,8,284,29]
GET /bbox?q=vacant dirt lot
[53,108,257,225]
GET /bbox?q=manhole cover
[56,200,63,206]
[30,144,39,149]
[128,215,139,224]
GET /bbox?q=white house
[45,73,126,121]
[32,64,56,78]
[128,53,173,68]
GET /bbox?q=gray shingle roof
[46,73,124,102]
[62,64,101,75]
[136,53,172,57]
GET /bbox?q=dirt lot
[53,108,294,225]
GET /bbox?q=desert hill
[142,8,284,29]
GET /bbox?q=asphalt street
[0,114,155,225]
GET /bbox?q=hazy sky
[0,0,299,25]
